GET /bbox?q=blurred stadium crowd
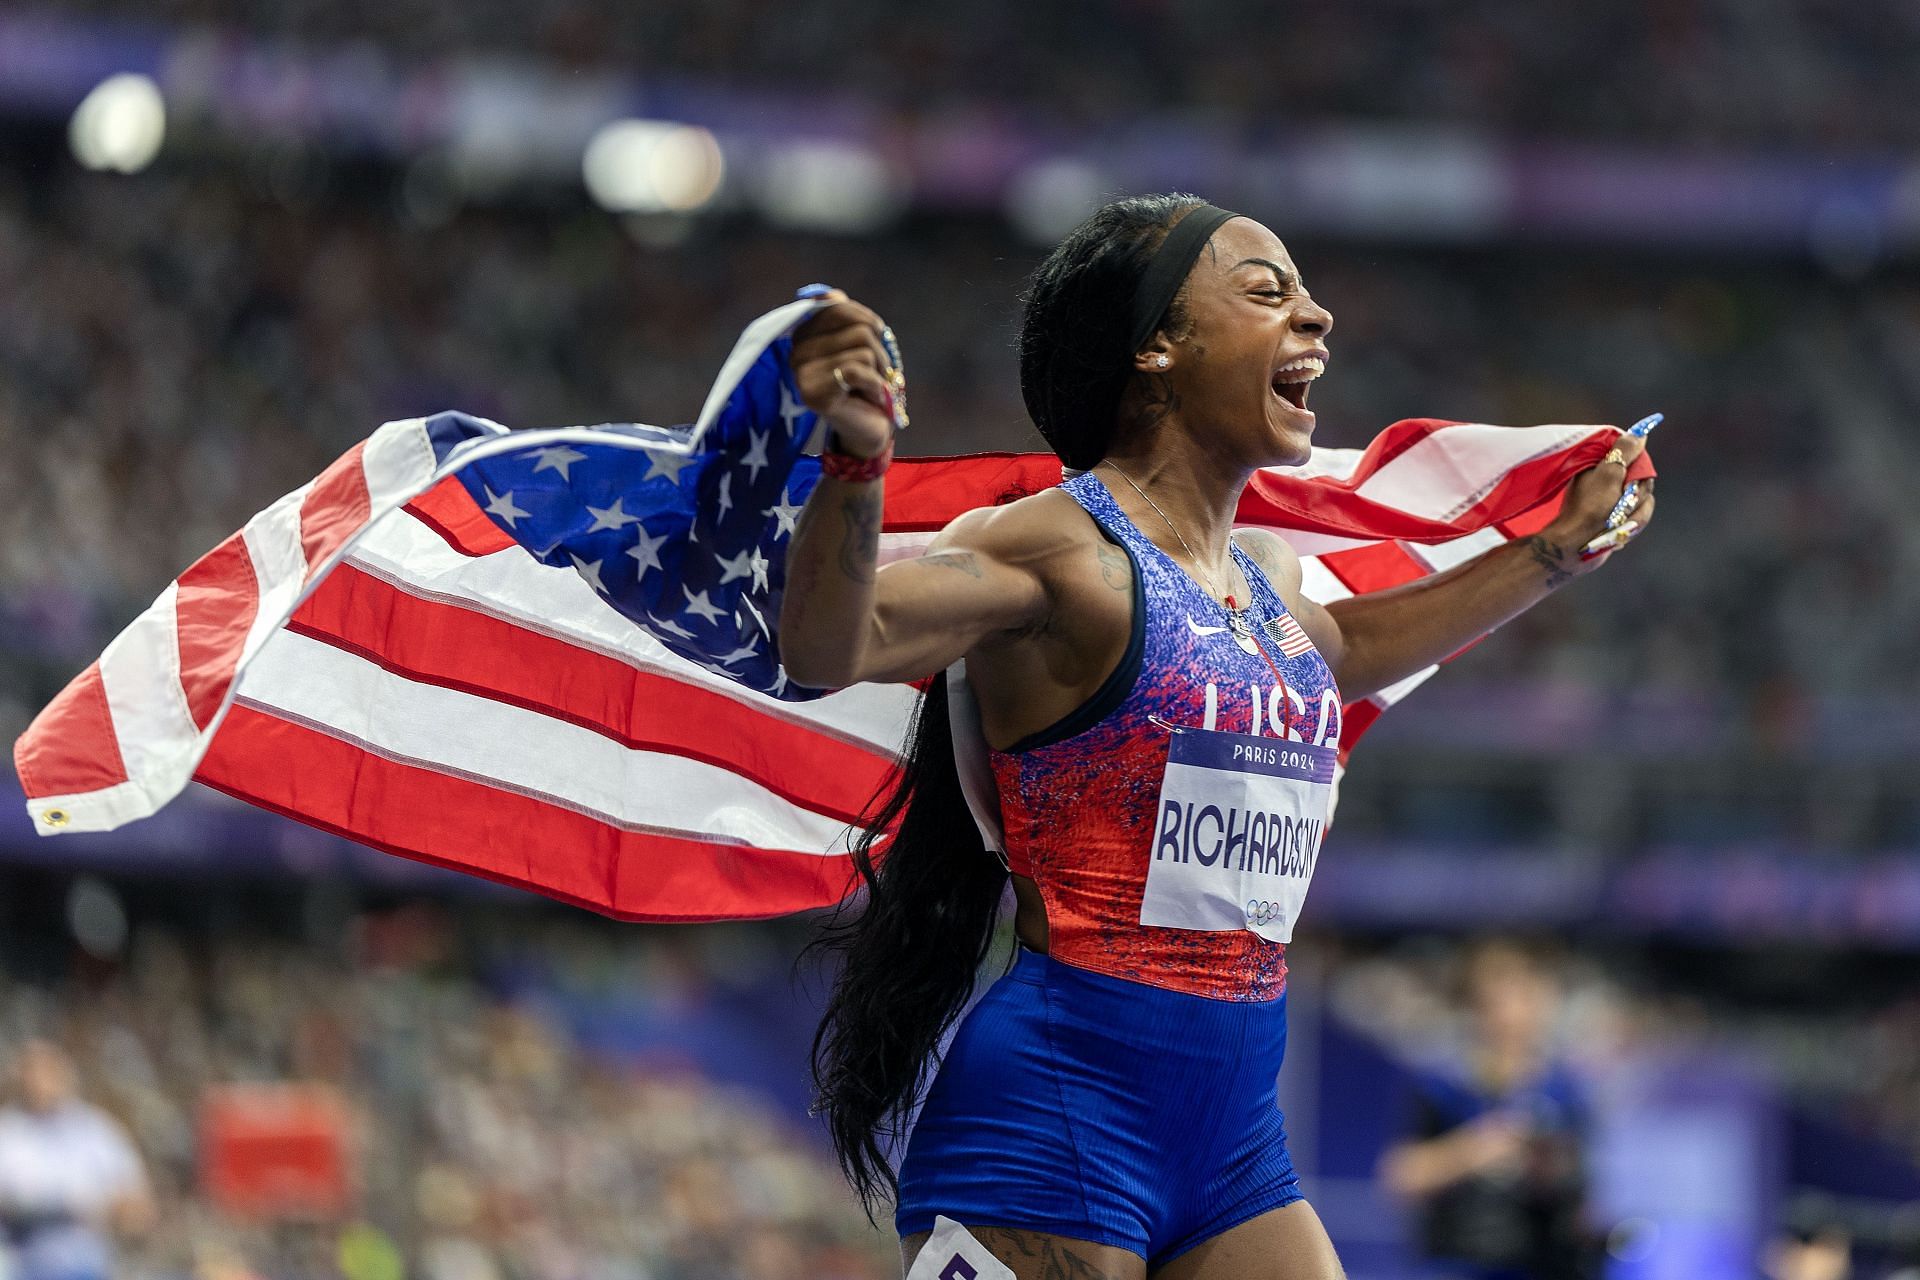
[0,908,892,1280]
[28,0,1920,149]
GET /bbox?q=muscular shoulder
[1231,525,1304,595]
[931,486,1108,572]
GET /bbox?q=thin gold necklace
[1099,460,1297,714]
[1100,459,1252,638]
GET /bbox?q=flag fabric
[14,293,1653,921]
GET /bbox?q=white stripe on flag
[363,418,439,511]
[237,629,862,853]
[99,584,198,820]
[1356,424,1591,522]
[1403,526,1507,574]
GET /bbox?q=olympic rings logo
[1245,900,1286,926]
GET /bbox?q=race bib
[1139,727,1336,943]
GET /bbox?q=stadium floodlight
[1006,158,1107,243]
[69,73,167,175]
[582,119,724,214]
[758,140,905,233]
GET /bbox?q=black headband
[1126,203,1241,355]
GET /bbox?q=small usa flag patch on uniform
[1264,612,1315,658]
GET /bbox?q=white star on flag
[778,382,808,433]
[569,555,607,595]
[586,497,641,531]
[714,549,754,585]
[716,473,733,521]
[714,644,763,667]
[749,548,769,593]
[483,487,530,528]
[647,612,695,640]
[741,430,771,483]
[626,528,668,576]
[765,487,802,539]
[527,445,588,479]
[682,587,727,625]
[642,445,698,484]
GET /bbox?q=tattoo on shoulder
[1525,534,1575,589]
[920,551,984,578]
[1093,542,1131,592]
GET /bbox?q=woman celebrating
[781,195,1654,1280]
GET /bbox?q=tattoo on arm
[1094,542,1131,592]
[1525,534,1575,589]
[920,551,984,578]
[836,488,882,584]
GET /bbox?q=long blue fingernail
[1627,413,1663,437]
[1605,482,1638,530]
[796,283,834,299]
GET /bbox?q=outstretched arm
[1242,432,1657,702]
[776,294,1049,688]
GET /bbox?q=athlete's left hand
[1534,427,1657,581]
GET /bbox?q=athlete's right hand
[792,290,897,460]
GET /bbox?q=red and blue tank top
[988,472,1343,1002]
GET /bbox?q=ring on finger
[1603,446,1628,468]
[832,366,853,397]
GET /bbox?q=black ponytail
[808,673,1008,1219]
[808,193,1211,1221]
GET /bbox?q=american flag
[13,292,1652,921]
[1263,613,1317,660]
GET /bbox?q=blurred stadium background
[3,2,1920,1278]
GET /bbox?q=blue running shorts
[896,947,1303,1266]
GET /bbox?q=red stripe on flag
[175,534,261,731]
[1338,697,1384,754]
[885,454,1063,531]
[299,442,372,577]
[404,478,517,557]
[289,565,895,825]
[1317,541,1428,595]
[195,706,860,921]
[13,662,128,798]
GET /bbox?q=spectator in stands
[0,1039,154,1280]
[1377,941,1597,1280]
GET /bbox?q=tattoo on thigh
[967,1227,1134,1280]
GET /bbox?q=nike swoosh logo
[1186,617,1227,636]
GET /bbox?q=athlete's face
[1138,219,1333,469]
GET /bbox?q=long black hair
[807,193,1207,1220]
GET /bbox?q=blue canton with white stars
[427,295,858,703]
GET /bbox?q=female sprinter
[779,195,1655,1280]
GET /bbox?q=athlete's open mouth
[1271,353,1326,411]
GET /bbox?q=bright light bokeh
[758,140,904,233]
[581,119,724,214]
[69,72,166,174]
